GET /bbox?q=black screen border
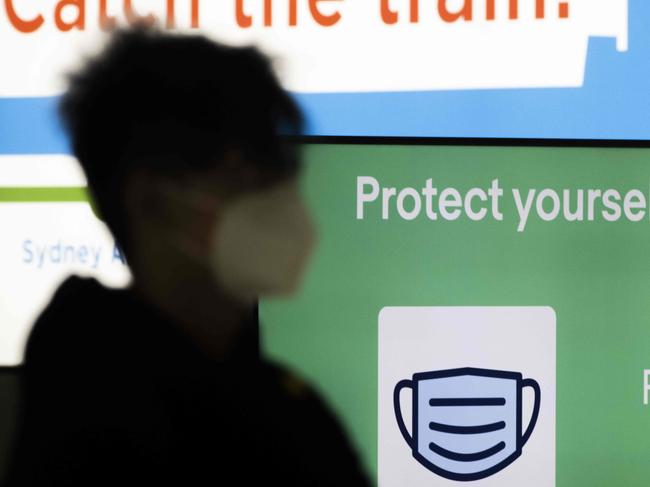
[287,136,650,148]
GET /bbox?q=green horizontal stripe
[0,187,89,203]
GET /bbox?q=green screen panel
[260,143,650,486]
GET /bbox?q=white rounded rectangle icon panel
[378,306,556,486]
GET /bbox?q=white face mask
[208,180,317,303]
[158,177,316,302]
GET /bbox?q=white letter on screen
[357,176,380,219]
[513,189,536,233]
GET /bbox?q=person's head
[60,27,316,304]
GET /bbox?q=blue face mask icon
[394,367,541,482]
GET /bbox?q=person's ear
[147,172,225,258]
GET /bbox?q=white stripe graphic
[0,155,86,187]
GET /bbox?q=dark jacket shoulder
[8,276,374,486]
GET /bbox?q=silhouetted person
[6,27,373,487]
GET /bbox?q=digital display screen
[260,142,650,486]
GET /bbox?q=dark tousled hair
[59,26,303,255]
